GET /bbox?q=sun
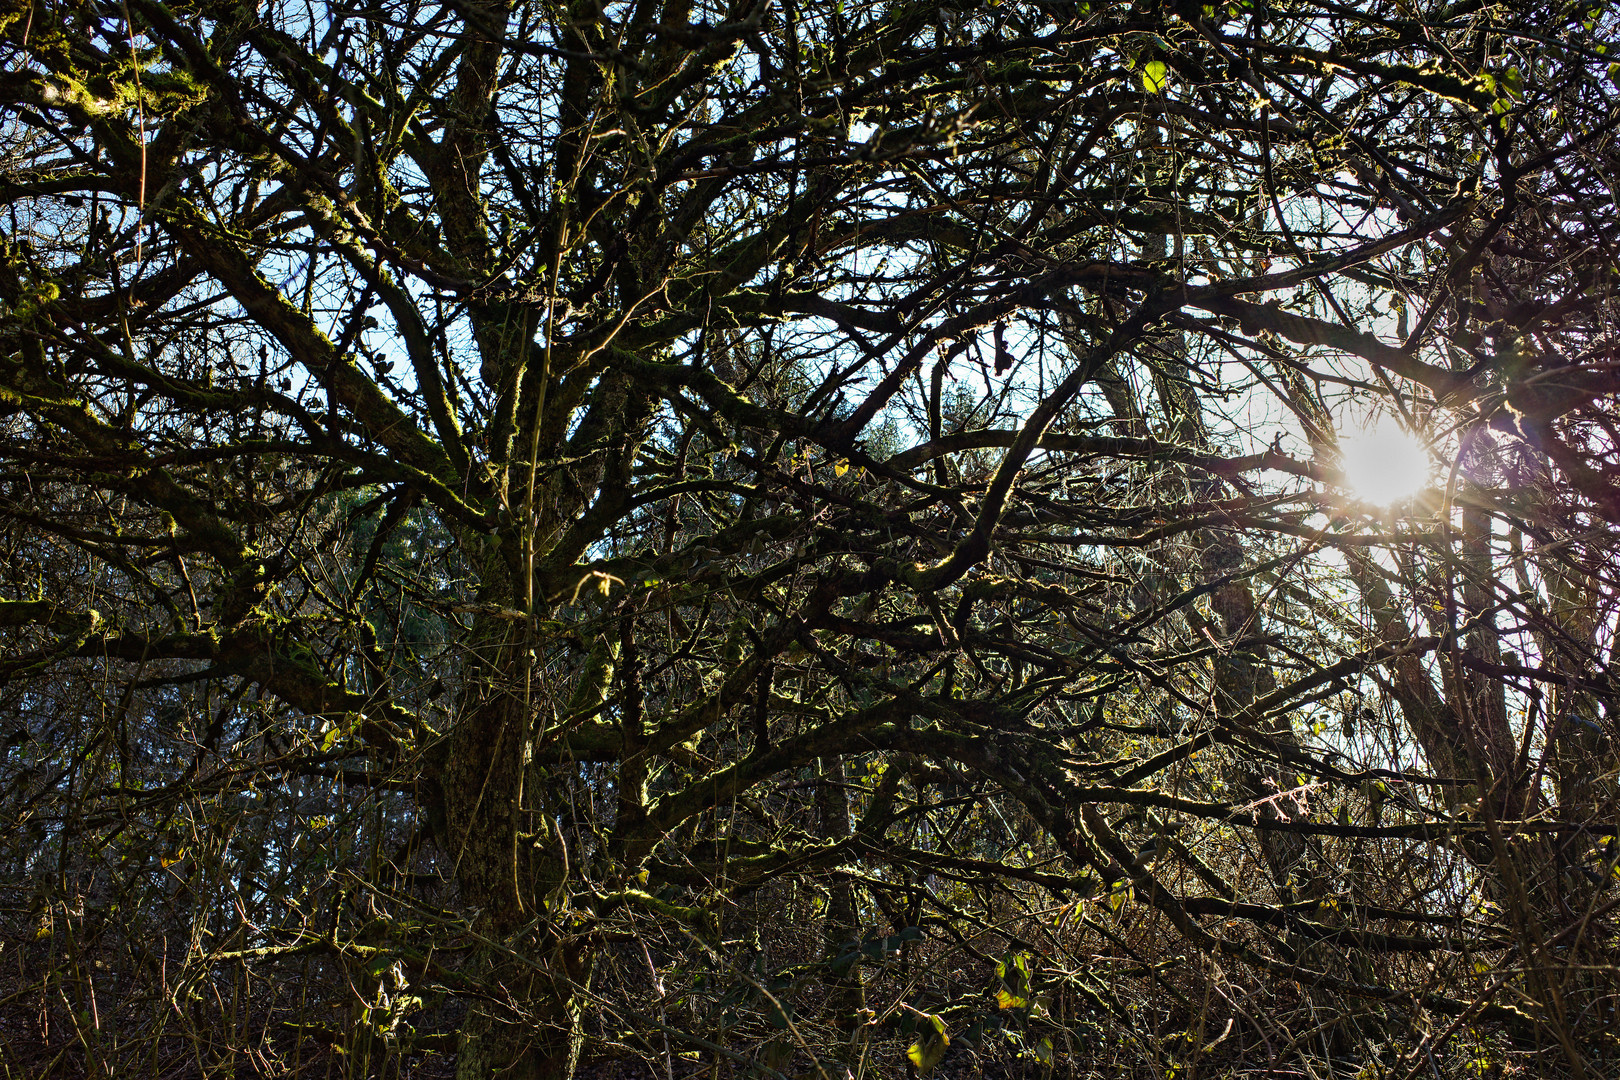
[1338,416,1431,506]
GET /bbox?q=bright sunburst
[1338,416,1431,506]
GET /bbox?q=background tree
[3,1,1619,1078]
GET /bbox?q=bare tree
[3,1,1619,1077]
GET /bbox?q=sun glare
[1338,417,1430,506]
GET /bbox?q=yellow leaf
[161,849,187,868]
[997,989,1027,1010]
[834,459,850,477]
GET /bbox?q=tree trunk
[439,599,594,1079]
[454,940,593,1080]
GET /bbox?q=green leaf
[1141,60,1169,94]
[907,1015,949,1074]
[764,999,794,1029]
[760,1038,794,1069]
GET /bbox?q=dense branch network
[2,0,1619,1076]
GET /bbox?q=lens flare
[1338,417,1430,505]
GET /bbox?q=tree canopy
[3,0,1620,1077]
